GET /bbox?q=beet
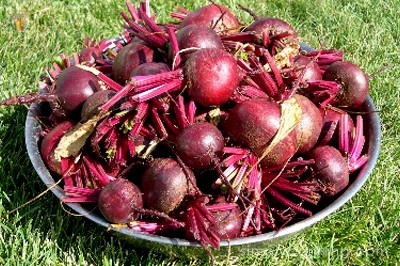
[185,48,240,106]
[55,66,101,117]
[246,17,299,45]
[292,55,322,83]
[318,108,354,146]
[98,178,143,224]
[142,158,189,214]
[40,120,75,174]
[224,98,297,167]
[172,25,224,62]
[323,61,369,108]
[210,199,242,240]
[175,122,224,171]
[131,62,170,76]
[79,47,102,63]
[308,145,349,196]
[112,41,156,84]
[179,4,239,34]
[293,94,323,153]
[81,90,116,120]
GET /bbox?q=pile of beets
[1,1,371,251]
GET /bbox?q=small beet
[131,62,170,76]
[175,122,224,171]
[308,145,349,197]
[81,90,116,120]
[142,158,189,214]
[112,41,156,84]
[98,178,144,224]
[209,198,242,240]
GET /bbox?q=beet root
[323,61,369,108]
[175,122,224,171]
[224,98,298,167]
[98,178,144,224]
[185,48,240,106]
[142,158,190,214]
[294,94,323,153]
[308,145,349,197]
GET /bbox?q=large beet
[142,158,189,214]
[55,66,101,117]
[185,48,240,106]
[224,98,297,167]
[98,178,144,224]
[294,94,323,153]
[323,61,369,108]
[308,145,349,197]
[179,4,239,34]
[175,122,225,171]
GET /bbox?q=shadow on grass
[0,106,210,265]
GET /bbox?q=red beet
[81,90,116,120]
[209,199,242,240]
[40,120,75,174]
[131,62,170,76]
[185,48,240,106]
[293,94,323,153]
[172,25,224,62]
[246,17,299,45]
[142,158,189,214]
[318,108,354,146]
[308,145,349,196]
[224,98,297,167]
[179,4,239,34]
[79,47,102,64]
[323,61,369,108]
[55,66,101,117]
[292,55,322,83]
[98,178,144,224]
[112,41,156,84]
[175,122,225,171]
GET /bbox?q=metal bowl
[24,49,381,257]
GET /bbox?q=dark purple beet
[308,145,349,197]
[323,61,369,108]
[142,158,189,214]
[294,94,323,153]
[40,120,75,174]
[246,17,299,45]
[131,62,170,76]
[81,90,116,120]
[172,25,224,62]
[224,98,297,167]
[318,108,354,146]
[175,122,224,171]
[185,48,240,106]
[55,66,101,117]
[292,55,322,83]
[79,47,102,63]
[112,41,156,84]
[210,198,242,240]
[98,178,143,224]
[179,4,240,34]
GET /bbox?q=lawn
[0,0,399,265]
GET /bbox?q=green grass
[0,0,399,265]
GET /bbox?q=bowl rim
[24,44,382,248]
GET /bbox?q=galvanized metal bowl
[24,45,381,256]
